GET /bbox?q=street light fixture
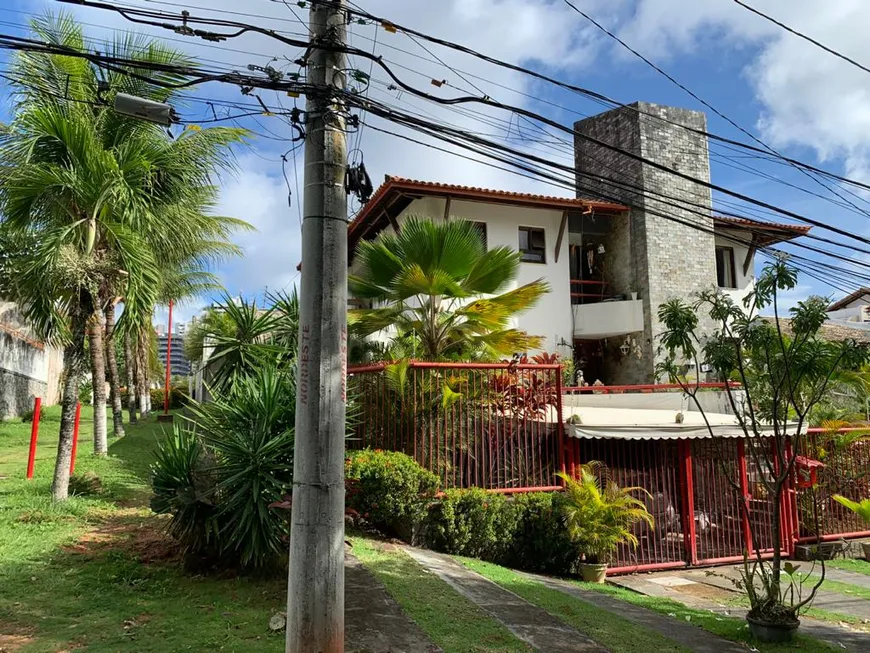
[114,93,177,126]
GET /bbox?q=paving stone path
[523,571,746,653]
[345,554,441,653]
[405,547,605,652]
[405,547,765,652]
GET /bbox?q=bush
[20,406,45,423]
[150,425,219,558]
[345,449,439,538]
[150,366,295,569]
[506,492,577,574]
[425,488,515,559]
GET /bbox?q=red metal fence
[349,362,564,492]
[796,431,870,543]
[349,362,870,573]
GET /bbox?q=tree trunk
[89,311,108,455]
[125,332,137,424]
[104,304,125,438]
[137,330,149,417]
[52,315,86,501]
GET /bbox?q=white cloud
[616,0,870,181]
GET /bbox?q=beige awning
[563,406,790,440]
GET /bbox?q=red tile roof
[713,216,810,245]
[348,176,628,255]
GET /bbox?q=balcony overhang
[573,297,644,339]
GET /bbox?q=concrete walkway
[524,571,746,653]
[405,547,606,652]
[346,554,441,653]
[611,567,870,652]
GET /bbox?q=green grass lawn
[458,557,692,653]
[350,537,530,653]
[0,406,287,653]
[827,558,870,575]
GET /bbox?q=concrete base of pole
[156,414,174,423]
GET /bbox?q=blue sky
[8,0,870,326]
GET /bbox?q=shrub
[20,405,45,423]
[425,488,515,559]
[150,425,218,558]
[507,492,578,574]
[150,386,189,409]
[150,366,295,569]
[425,488,579,575]
[345,449,439,538]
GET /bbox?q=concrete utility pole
[286,1,348,651]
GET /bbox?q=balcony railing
[570,279,609,304]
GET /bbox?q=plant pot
[579,562,608,584]
[862,542,870,562]
[746,616,799,643]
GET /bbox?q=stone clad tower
[574,102,717,382]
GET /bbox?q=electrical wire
[732,0,870,77]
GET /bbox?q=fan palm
[0,13,248,499]
[349,217,550,360]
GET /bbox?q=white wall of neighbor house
[392,197,574,355]
[714,231,754,307]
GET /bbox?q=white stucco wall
[714,232,754,307]
[392,197,573,355]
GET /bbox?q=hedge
[347,448,581,576]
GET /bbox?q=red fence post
[25,397,42,479]
[737,440,754,555]
[69,402,82,476]
[678,440,698,565]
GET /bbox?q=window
[519,226,546,263]
[716,246,736,288]
[470,221,487,249]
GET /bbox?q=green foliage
[196,291,300,395]
[655,259,869,622]
[345,449,439,537]
[423,488,580,575]
[78,379,93,405]
[150,366,296,569]
[832,495,870,524]
[349,217,549,360]
[150,423,219,558]
[557,464,653,565]
[426,488,513,559]
[183,305,238,363]
[149,386,189,410]
[506,491,578,574]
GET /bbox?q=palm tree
[349,217,550,360]
[0,14,248,499]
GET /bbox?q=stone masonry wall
[575,102,716,383]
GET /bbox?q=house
[828,287,870,324]
[349,103,810,385]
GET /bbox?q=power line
[560,0,870,222]
[732,0,870,77]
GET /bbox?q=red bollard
[25,397,42,479]
[69,403,82,476]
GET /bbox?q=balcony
[571,280,643,339]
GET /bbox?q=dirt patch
[0,627,34,652]
[673,582,736,603]
[63,512,181,565]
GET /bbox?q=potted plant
[832,496,870,560]
[557,463,654,583]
